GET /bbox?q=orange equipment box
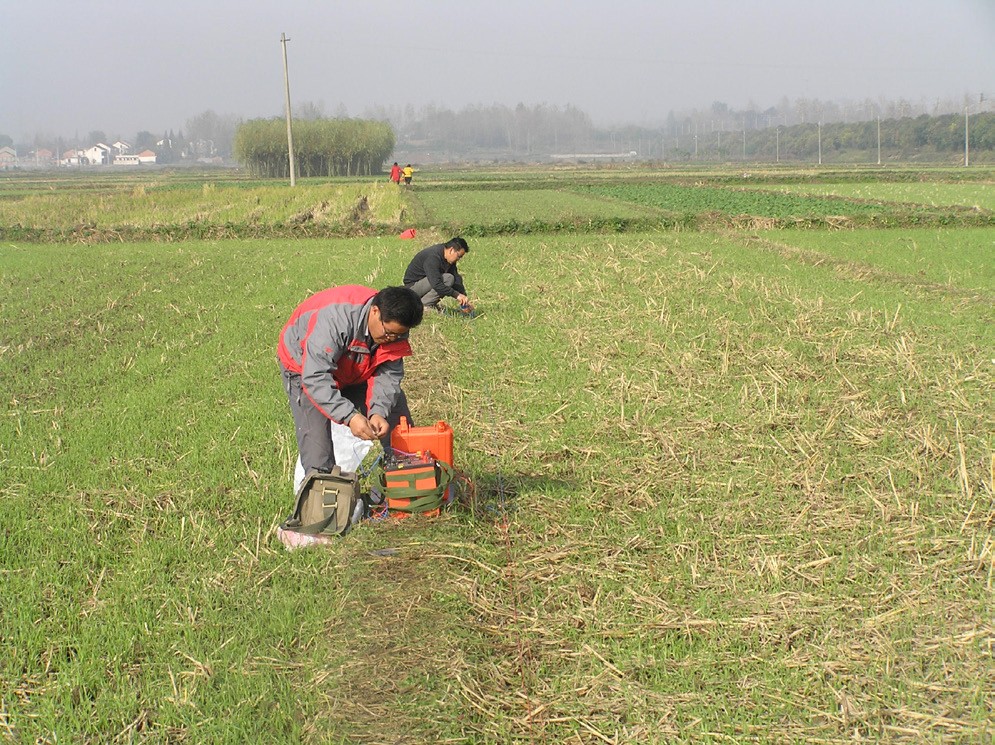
[390,417,454,466]
[383,458,441,518]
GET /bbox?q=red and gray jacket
[277,285,412,424]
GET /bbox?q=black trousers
[280,363,412,473]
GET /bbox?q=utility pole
[817,121,822,165]
[964,105,970,167]
[876,116,881,166]
[281,32,296,187]
[775,127,779,163]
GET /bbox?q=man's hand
[456,293,474,311]
[368,414,389,438]
[348,412,377,440]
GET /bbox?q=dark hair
[373,286,424,328]
[445,236,469,253]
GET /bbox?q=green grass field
[0,180,404,231]
[2,166,992,242]
[771,182,995,211]
[1,166,993,743]
[755,227,994,292]
[417,187,664,224]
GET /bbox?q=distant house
[112,140,131,154]
[0,146,16,168]
[113,149,157,166]
[32,148,55,167]
[81,143,111,165]
[61,149,81,166]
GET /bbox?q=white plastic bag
[292,422,373,493]
[332,421,374,471]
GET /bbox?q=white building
[80,143,111,165]
[0,146,16,169]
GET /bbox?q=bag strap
[296,488,352,535]
[377,459,455,514]
[283,470,357,536]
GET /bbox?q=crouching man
[403,236,474,313]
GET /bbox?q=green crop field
[769,182,995,211]
[416,187,664,224]
[754,227,995,292]
[579,182,890,218]
[0,179,404,233]
[1,166,993,743]
[1,166,992,242]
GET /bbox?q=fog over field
[1,0,993,140]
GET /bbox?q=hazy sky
[2,0,993,141]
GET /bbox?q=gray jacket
[277,285,412,423]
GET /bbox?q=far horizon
[1,93,987,154]
[1,0,992,143]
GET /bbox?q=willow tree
[233,118,396,177]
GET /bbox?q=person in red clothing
[389,162,401,185]
[277,285,424,476]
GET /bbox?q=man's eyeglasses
[378,315,406,341]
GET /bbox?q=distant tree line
[4,94,991,167]
[735,113,995,164]
[591,112,995,164]
[184,110,241,159]
[366,101,994,163]
[404,102,594,156]
[233,118,395,177]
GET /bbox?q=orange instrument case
[383,418,455,518]
[390,417,454,466]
